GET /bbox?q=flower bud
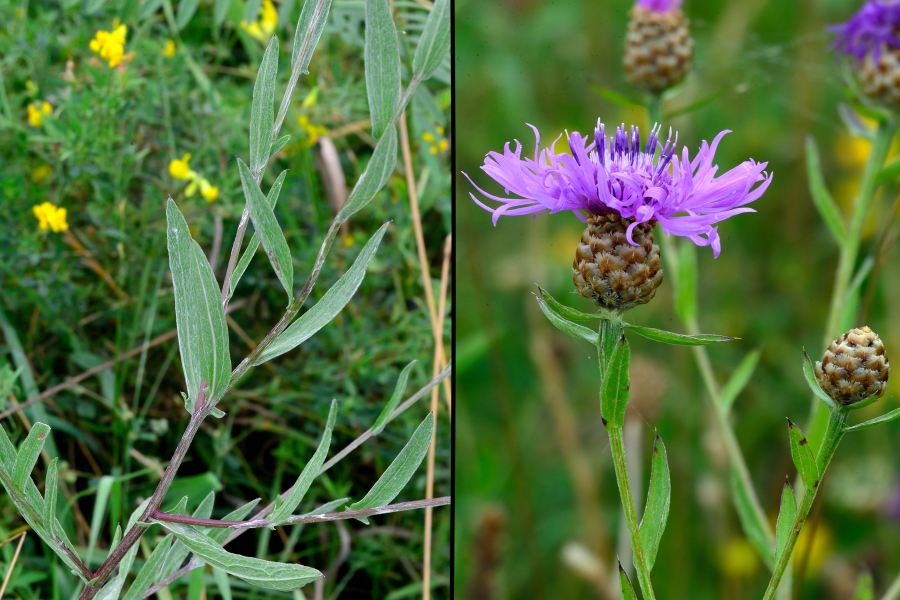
[860,50,900,106]
[572,213,663,311]
[815,326,890,406]
[623,1,693,93]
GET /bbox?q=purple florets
[464,120,772,257]
[831,0,900,61]
[636,0,683,12]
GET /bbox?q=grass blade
[805,136,846,243]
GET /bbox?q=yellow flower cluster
[298,114,327,147]
[422,127,449,155]
[163,39,176,58]
[27,101,52,127]
[33,201,68,233]
[241,0,278,42]
[168,153,219,202]
[89,23,128,68]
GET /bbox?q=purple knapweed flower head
[831,0,900,61]
[464,120,772,257]
[636,0,682,12]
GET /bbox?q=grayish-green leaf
[166,199,231,409]
[846,406,900,432]
[348,412,434,512]
[718,350,762,414]
[802,351,837,411]
[238,159,293,301]
[213,567,233,600]
[372,361,417,434]
[213,0,231,27]
[229,170,288,299]
[139,0,165,19]
[243,0,262,21]
[535,296,598,345]
[256,223,390,364]
[175,0,200,30]
[729,467,774,568]
[270,400,337,524]
[13,422,49,488]
[674,241,697,323]
[43,457,59,537]
[291,0,333,72]
[271,134,291,157]
[122,535,174,600]
[365,0,401,138]
[335,127,398,222]
[639,434,670,570]
[787,419,819,488]
[159,522,322,591]
[210,498,261,544]
[411,0,449,82]
[537,286,607,322]
[0,424,16,469]
[774,479,796,563]
[618,563,638,600]
[805,136,846,243]
[250,37,279,175]
[600,335,630,429]
[626,324,734,346]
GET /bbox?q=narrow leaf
[269,400,337,523]
[213,0,231,27]
[535,296,598,345]
[271,134,291,157]
[166,199,231,408]
[372,361,417,434]
[365,0,401,138]
[411,0,449,82]
[255,223,390,364]
[0,425,16,470]
[210,498,260,544]
[175,0,200,30]
[159,522,322,591]
[13,422,50,488]
[805,136,846,243]
[122,535,175,600]
[238,159,293,301]
[600,335,630,429]
[626,324,734,346]
[876,158,900,184]
[787,419,819,488]
[639,434,671,570]
[618,563,639,600]
[335,127,398,222]
[348,412,434,512]
[774,478,796,562]
[250,37,279,175]
[729,468,774,568]
[291,0,333,72]
[802,351,837,411]
[846,407,900,432]
[43,457,59,536]
[718,350,762,414]
[537,286,606,322]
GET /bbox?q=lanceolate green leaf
[774,479,796,563]
[238,159,294,301]
[535,296,598,345]
[255,223,390,364]
[348,412,434,513]
[537,286,606,322]
[250,37,279,175]
[122,535,175,600]
[846,407,900,432]
[618,564,639,600]
[372,361,417,434]
[336,127,398,222]
[229,170,288,299]
[291,0,333,72]
[365,0,401,138]
[13,422,49,488]
[269,400,337,524]
[210,499,261,544]
[729,467,774,568]
[639,434,671,570]
[175,0,200,30]
[166,199,231,409]
[805,136,846,243]
[625,324,733,346]
[411,0,449,82]
[802,351,837,411]
[43,457,59,537]
[159,522,322,591]
[718,350,762,414]
[787,419,819,488]
[600,335,630,429]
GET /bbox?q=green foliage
[787,419,819,488]
[773,479,796,564]
[600,334,630,429]
[249,36,279,175]
[639,434,671,571]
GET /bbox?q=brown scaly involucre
[623,5,693,93]
[573,213,663,312]
[815,326,890,406]
[859,48,900,106]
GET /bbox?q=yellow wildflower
[163,39,176,58]
[422,127,449,155]
[241,0,278,42]
[31,164,53,184]
[33,201,68,233]
[27,101,52,127]
[89,23,129,68]
[200,178,219,202]
[298,114,327,147]
[169,153,193,180]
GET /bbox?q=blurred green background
[455,0,900,598]
[0,0,450,597]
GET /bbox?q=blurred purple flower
[831,0,900,61]
[636,0,682,12]
[464,120,772,257]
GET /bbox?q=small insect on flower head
[625,0,692,92]
[831,0,900,105]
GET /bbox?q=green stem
[883,570,900,600]
[608,425,656,600]
[762,408,848,600]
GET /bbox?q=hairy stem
[762,408,847,600]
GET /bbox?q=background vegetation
[0,0,451,597]
[456,0,900,598]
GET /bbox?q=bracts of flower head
[464,120,772,311]
[832,0,900,106]
[624,0,693,93]
[816,326,890,406]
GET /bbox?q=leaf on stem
[600,335,630,429]
[249,37,279,175]
[805,136,846,243]
[625,325,733,346]
[12,422,50,488]
[372,361,417,434]
[291,0,334,72]
[43,457,59,537]
[845,406,900,432]
[729,468,774,569]
[534,295,598,346]
[411,0,450,82]
[618,562,639,600]
[787,419,819,489]
[718,350,761,414]
[335,127,398,223]
[639,434,671,571]
[801,351,837,412]
[365,0,401,138]
[122,535,174,600]
[537,286,606,322]
[175,0,200,30]
[774,478,796,563]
